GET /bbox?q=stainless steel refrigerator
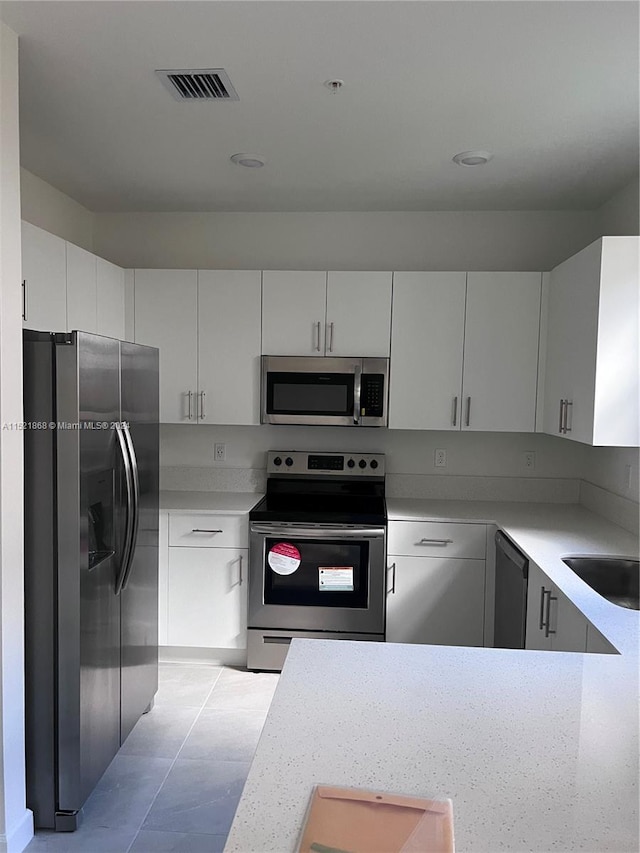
[23,330,159,831]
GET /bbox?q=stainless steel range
[247,451,387,671]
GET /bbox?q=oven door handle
[250,524,386,539]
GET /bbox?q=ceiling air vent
[156,68,239,101]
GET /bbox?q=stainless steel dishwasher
[494,530,529,648]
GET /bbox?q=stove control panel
[268,451,385,477]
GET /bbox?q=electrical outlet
[524,451,536,469]
[214,443,226,462]
[434,449,447,468]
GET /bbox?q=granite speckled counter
[225,500,639,853]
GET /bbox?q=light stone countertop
[226,499,639,853]
[159,490,262,514]
[387,499,639,655]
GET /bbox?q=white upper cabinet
[21,221,67,332]
[96,257,125,340]
[134,269,198,423]
[262,271,328,355]
[134,269,262,425]
[262,270,392,357]
[462,273,542,432]
[389,272,466,430]
[66,242,97,333]
[389,271,541,432]
[325,272,392,357]
[198,270,262,425]
[543,237,639,446]
[22,221,127,339]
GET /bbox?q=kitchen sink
[562,557,639,610]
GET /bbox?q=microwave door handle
[353,365,362,424]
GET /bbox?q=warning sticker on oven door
[268,543,301,575]
[319,567,354,592]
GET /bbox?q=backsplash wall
[160,424,588,503]
[161,424,586,478]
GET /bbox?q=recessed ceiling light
[452,150,493,167]
[230,153,265,168]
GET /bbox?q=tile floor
[26,663,279,853]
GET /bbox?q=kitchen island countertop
[225,500,639,853]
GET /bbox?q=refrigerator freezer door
[56,332,122,813]
[119,341,159,743]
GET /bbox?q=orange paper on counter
[296,785,454,853]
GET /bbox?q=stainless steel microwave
[261,356,389,427]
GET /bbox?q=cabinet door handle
[238,553,243,586]
[544,592,557,638]
[191,528,223,533]
[558,399,565,434]
[418,538,453,546]
[539,586,548,630]
[21,280,27,321]
[386,562,396,595]
[315,321,321,352]
[328,321,334,352]
[452,396,458,427]
[187,391,193,420]
[564,400,572,433]
[199,391,206,420]
[465,396,471,427]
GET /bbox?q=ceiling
[1,1,638,213]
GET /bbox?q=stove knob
[273,456,282,467]
[370,459,378,469]
[347,458,355,468]
[285,457,294,467]
[358,459,367,469]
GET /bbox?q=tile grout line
[123,666,225,853]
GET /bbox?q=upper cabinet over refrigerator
[262,271,392,358]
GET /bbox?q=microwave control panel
[360,374,385,418]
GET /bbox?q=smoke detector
[452,150,493,166]
[156,68,239,101]
[324,79,345,93]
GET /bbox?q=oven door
[248,524,386,634]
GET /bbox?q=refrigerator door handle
[115,422,135,595]
[119,423,141,593]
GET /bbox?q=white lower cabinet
[161,510,249,656]
[167,546,247,649]
[386,521,486,647]
[386,555,485,646]
[525,561,588,652]
[586,625,618,655]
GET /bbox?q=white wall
[93,210,600,271]
[598,176,640,237]
[161,424,586,481]
[0,22,33,853]
[20,168,94,252]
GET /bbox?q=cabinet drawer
[169,513,248,549]
[388,521,486,559]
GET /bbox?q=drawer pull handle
[191,528,223,534]
[418,538,453,546]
